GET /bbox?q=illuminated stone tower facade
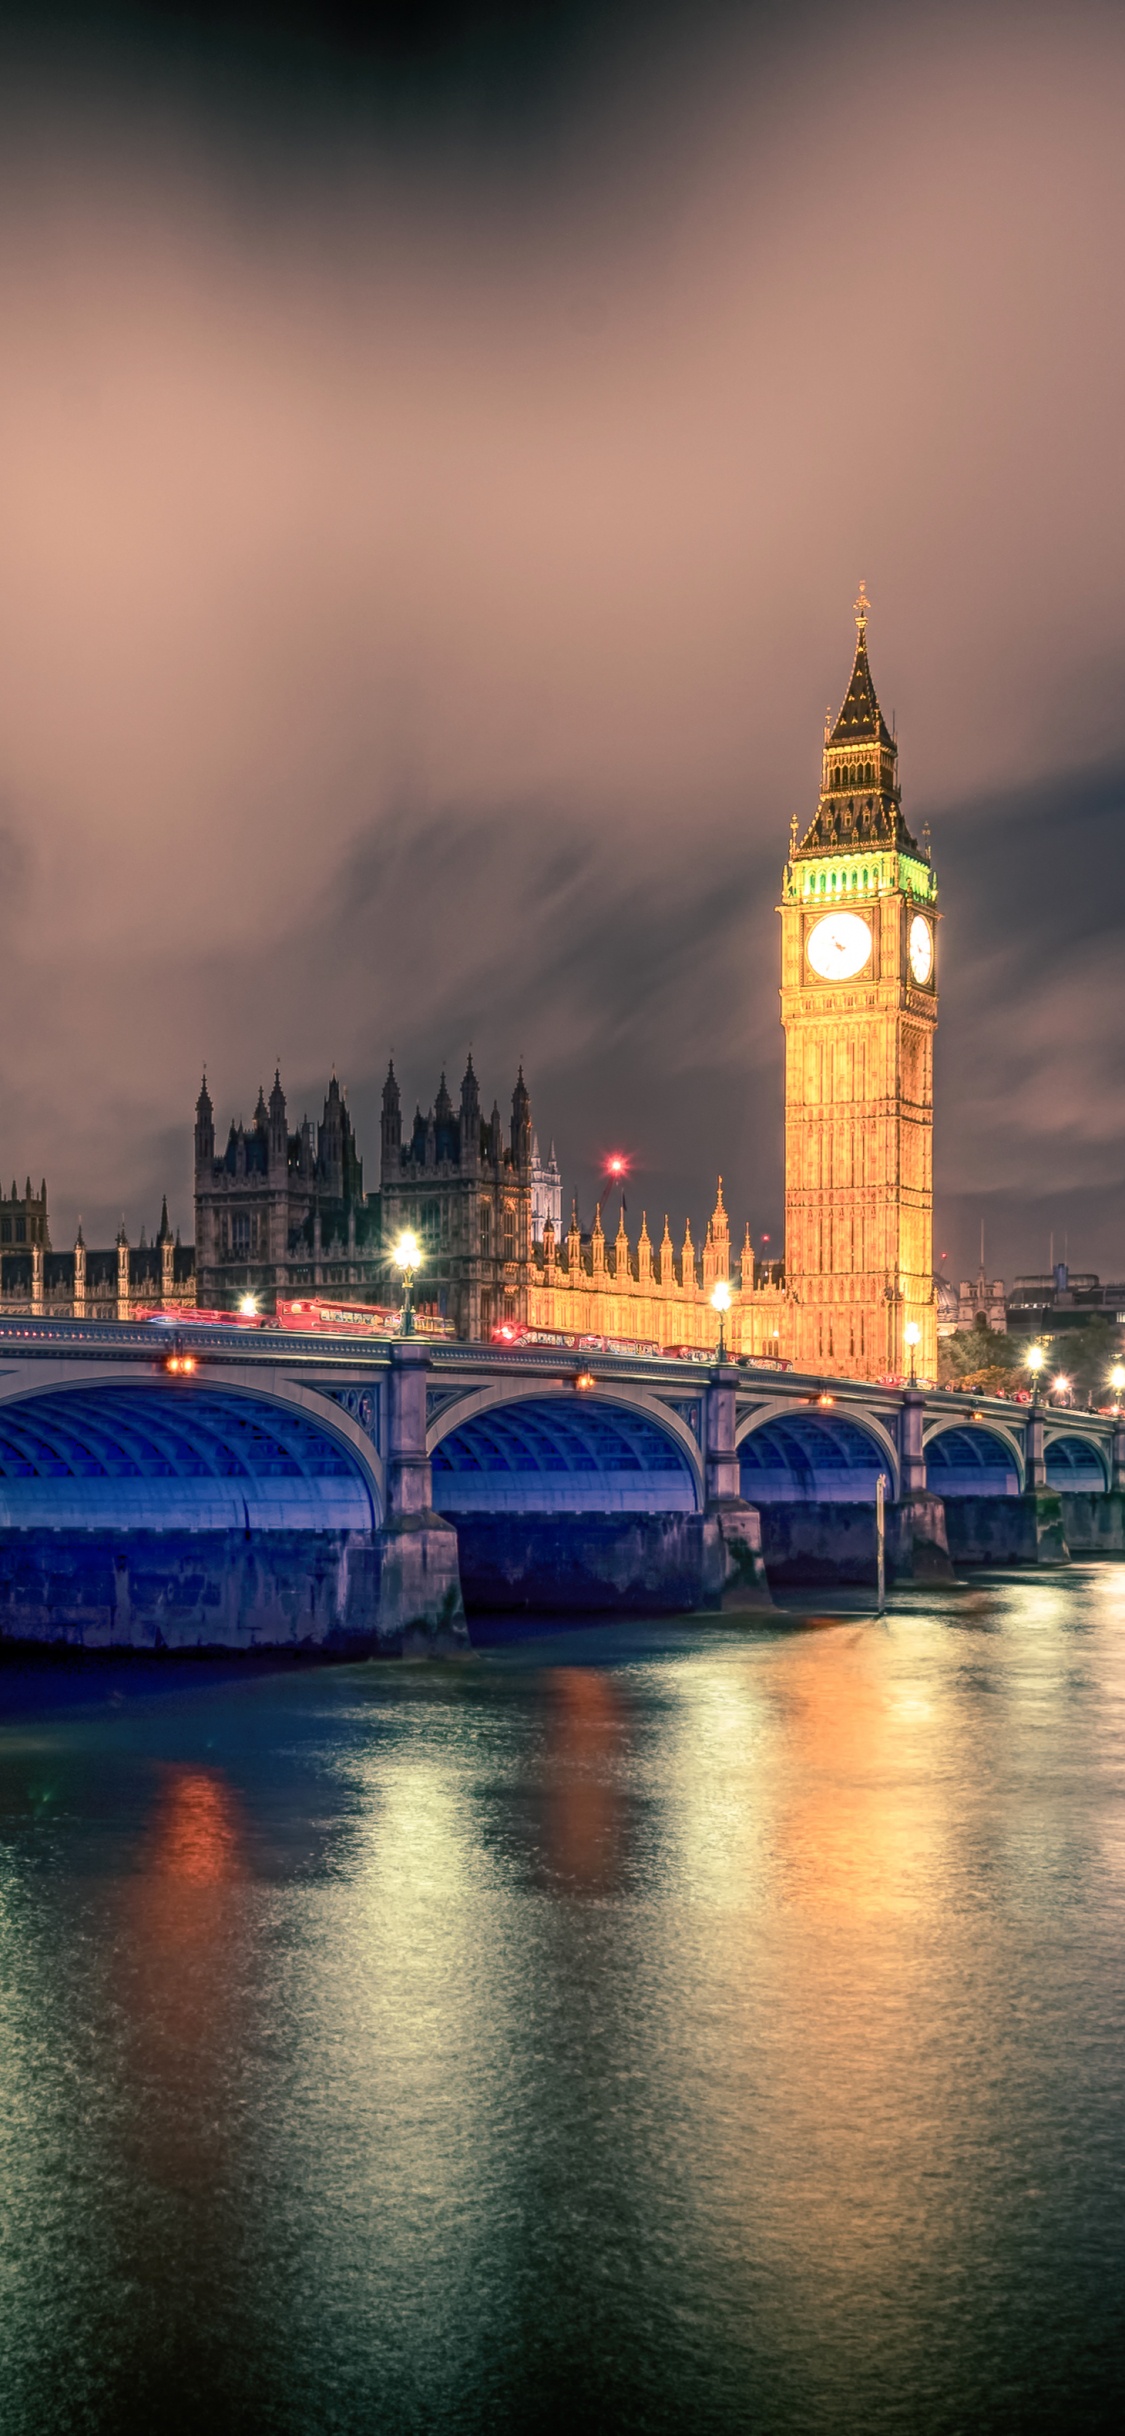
[780,588,938,1382]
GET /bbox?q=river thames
[2,1576,1123,2435]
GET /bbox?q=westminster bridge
[0,1317,1122,1652]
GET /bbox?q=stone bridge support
[378,1343,468,1654]
[704,1367,772,1610]
[896,1389,953,1581]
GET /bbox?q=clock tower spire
[779,590,938,1383]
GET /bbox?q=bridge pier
[377,1344,469,1655]
[895,1389,953,1582]
[703,1367,772,1610]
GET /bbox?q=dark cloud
[0,0,1123,1284]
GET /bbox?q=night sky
[0,0,1123,1286]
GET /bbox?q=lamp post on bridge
[1110,1365,1125,1492]
[393,1231,421,1338]
[711,1277,732,1365]
[1024,1344,1047,1490]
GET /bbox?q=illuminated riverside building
[778,586,938,1382]
[0,1191,195,1318]
[526,1179,788,1358]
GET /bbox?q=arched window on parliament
[503,1203,516,1259]
[480,1202,493,1258]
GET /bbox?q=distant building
[1006,1263,1125,1340]
[529,1135,562,1244]
[194,1069,379,1311]
[0,1186,195,1318]
[192,1055,547,1336]
[954,1265,1008,1333]
[0,1177,49,1251]
[379,1057,534,1340]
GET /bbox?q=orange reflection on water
[150,1766,244,1891]
[117,1765,250,2189]
[772,1633,937,1919]
[544,1666,627,1892]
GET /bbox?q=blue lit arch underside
[925,1427,1019,1497]
[432,1397,698,1513]
[1044,1433,1108,1491]
[739,1413,891,1503]
[0,1388,376,1531]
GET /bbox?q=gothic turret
[510,1065,532,1168]
[458,1054,480,1173]
[268,1068,287,1171]
[381,1060,402,1163]
[194,1074,214,1166]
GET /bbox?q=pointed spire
[681,1216,696,1293]
[829,584,891,748]
[157,1195,172,1244]
[795,588,919,858]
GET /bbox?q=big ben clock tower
[779,587,937,1383]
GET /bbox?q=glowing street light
[1025,1344,1045,1405]
[904,1319,921,1385]
[393,1229,421,1336]
[711,1276,732,1363]
[1052,1373,1071,1402]
[239,1293,258,1318]
[1110,1362,1125,1412]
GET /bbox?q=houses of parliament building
[1,593,938,1384]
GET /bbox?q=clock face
[909,914,934,985]
[806,910,873,981]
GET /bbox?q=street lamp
[904,1320,921,1385]
[239,1293,258,1318]
[711,1276,732,1363]
[1052,1373,1071,1403]
[393,1229,421,1336]
[1025,1344,1045,1404]
[1110,1363,1125,1414]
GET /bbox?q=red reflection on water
[150,1766,243,1891]
[544,1667,626,1892]
[116,1766,250,2189]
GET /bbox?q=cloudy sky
[0,0,1123,1282]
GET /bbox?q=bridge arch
[0,1372,382,1531]
[1043,1429,1109,1491]
[429,1383,702,1512]
[923,1419,1023,1496]
[735,1400,900,1501]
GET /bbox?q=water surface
[2,1575,1124,2434]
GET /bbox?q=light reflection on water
[1,1571,1124,2434]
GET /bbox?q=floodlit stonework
[779,587,938,1381]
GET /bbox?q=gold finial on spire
[854,579,871,634]
[789,811,798,853]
